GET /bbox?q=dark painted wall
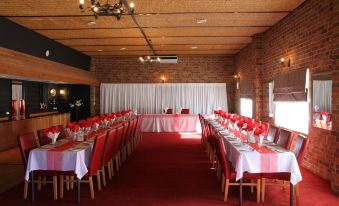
[0,17,90,70]
[0,78,91,121]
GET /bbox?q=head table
[140,114,202,133]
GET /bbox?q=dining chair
[111,126,124,171]
[181,108,190,114]
[166,108,173,114]
[215,135,261,203]
[261,134,309,204]
[276,128,293,149]
[60,131,107,200]
[17,132,58,200]
[266,125,279,142]
[101,129,115,184]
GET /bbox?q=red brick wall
[234,0,339,193]
[90,55,236,115]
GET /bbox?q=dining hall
[0,0,338,205]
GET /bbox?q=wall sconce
[280,57,291,67]
[49,88,56,97]
[160,76,166,83]
[233,74,240,89]
[59,89,66,95]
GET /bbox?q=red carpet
[0,132,338,205]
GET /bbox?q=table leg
[77,178,81,203]
[290,183,294,206]
[31,171,35,201]
[239,178,243,206]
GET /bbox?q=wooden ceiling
[0,0,306,57]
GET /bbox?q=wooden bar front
[0,112,70,151]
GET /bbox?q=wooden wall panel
[0,112,70,151]
[0,48,100,85]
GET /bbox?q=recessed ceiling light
[191,46,198,50]
[129,2,135,8]
[120,47,126,50]
[1,75,7,78]
[97,49,103,52]
[87,21,96,26]
[196,19,207,24]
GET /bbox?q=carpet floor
[0,132,337,205]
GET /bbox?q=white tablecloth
[207,119,302,185]
[140,114,201,133]
[25,140,93,181]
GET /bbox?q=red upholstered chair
[101,129,115,184]
[166,108,173,114]
[112,126,124,171]
[61,131,107,200]
[276,128,293,149]
[266,125,279,142]
[215,135,261,203]
[17,132,58,200]
[181,108,189,114]
[261,134,309,204]
[56,125,67,139]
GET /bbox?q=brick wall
[234,0,339,193]
[90,55,236,115]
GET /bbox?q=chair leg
[37,177,42,191]
[70,176,74,190]
[261,178,266,202]
[221,174,225,193]
[23,180,28,199]
[295,184,300,205]
[53,176,58,200]
[224,179,230,202]
[101,166,107,187]
[65,176,70,191]
[59,175,64,199]
[96,171,102,191]
[43,177,47,185]
[115,155,120,171]
[256,179,261,203]
[89,176,95,199]
[251,179,254,193]
[108,161,112,180]
[110,160,115,177]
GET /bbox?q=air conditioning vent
[158,56,178,64]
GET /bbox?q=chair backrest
[292,134,309,165]
[216,136,232,179]
[260,122,269,138]
[166,109,173,114]
[267,125,279,142]
[112,126,124,157]
[17,132,38,168]
[37,128,50,146]
[276,128,293,149]
[121,121,130,147]
[56,124,67,139]
[102,129,115,165]
[88,131,107,176]
[181,109,189,114]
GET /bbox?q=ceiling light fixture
[196,19,207,24]
[139,56,161,64]
[79,0,134,20]
[191,46,198,50]
[97,49,103,51]
[120,47,126,50]
[87,20,96,25]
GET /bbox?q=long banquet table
[25,138,94,202]
[206,117,302,206]
[140,114,201,133]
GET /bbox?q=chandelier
[79,0,134,20]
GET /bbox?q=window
[273,69,309,134]
[274,101,309,134]
[240,98,252,118]
[268,81,274,117]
